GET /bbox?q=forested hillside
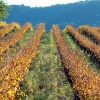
[5,0,100,30]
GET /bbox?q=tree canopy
[0,0,8,20]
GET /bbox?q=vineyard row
[0,22,20,37]
[79,25,100,44]
[52,25,100,100]
[0,23,45,99]
[66,25,100,60]
[0,23,32,56]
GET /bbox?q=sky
[4,0,86,7]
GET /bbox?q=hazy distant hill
[5,0,100,30]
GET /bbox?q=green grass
[61,32,99,73]
[15,32,75,100]
[18,30,34,46]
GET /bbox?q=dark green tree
[0,0,8,20]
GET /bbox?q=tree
[0,0,8,20]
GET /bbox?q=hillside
[5,0,100,30]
